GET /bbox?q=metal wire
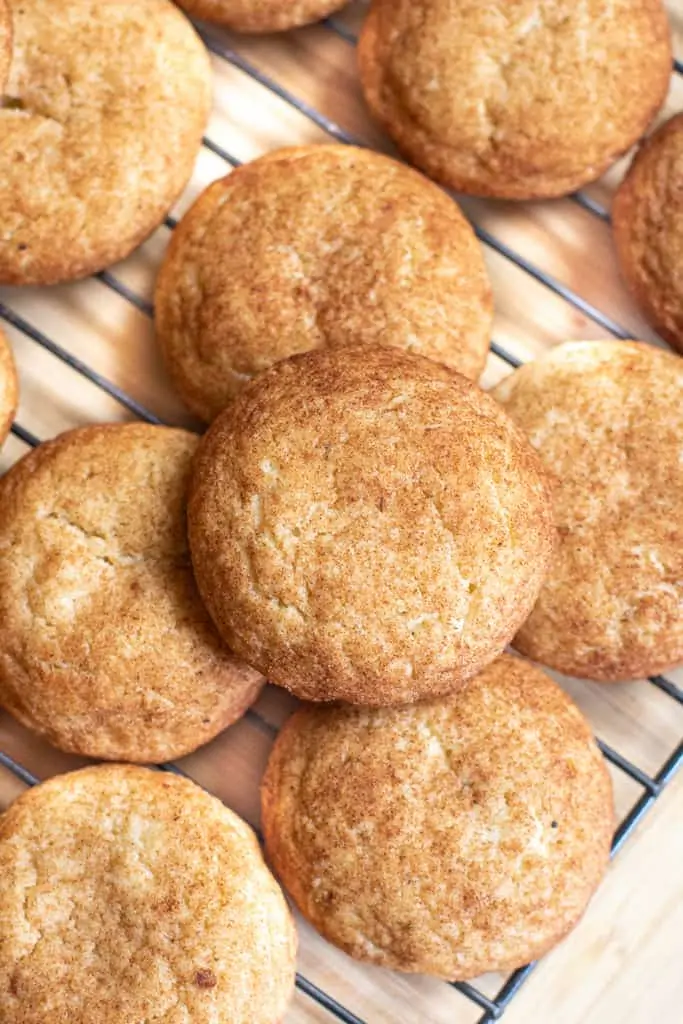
[96,271,155,317]
[0,752,39,788]
[9,422,40,448]
[1,18,682,1024]
[597,739,660,795]
[202,135,242,167]
[571,191,611,222]
[322,17,358,45]
[0,301,162,424]
[650,674,683,704]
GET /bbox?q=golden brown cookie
[613,113,683,354]
[155,145,493,422]
[358,0,672,200]
[0,329,18,449]
[175,0,347,32]
[262,655,614,979]
[0,0,212,285]
[0,764,297,1023]
[0,424,264,762]
[188,345,554,705]
[493,341,683,681]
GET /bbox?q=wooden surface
[1,3,682,1023]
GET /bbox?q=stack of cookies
[0,0,681,1020]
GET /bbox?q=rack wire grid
[0,5,682,1023]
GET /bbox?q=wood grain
[0,3,682,1022]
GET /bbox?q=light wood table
[0,3,682,1023]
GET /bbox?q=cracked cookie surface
[188,345,554,704]
[261,654,613,978]
[0,423,263,761]
[493,341,683,680]
[0,0,211,285]
[155,145,493,422]
[358,0,672,199]
[0,329,17,450]
[0,764,297,1023]
[613,113,683,354]
[174,0,347,32]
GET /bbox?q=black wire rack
[1,13,683,1024]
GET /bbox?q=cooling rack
[1,4,682,1022]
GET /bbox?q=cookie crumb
[195,969,217,989]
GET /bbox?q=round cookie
[188,345,554,705]
[0,424,264,762]
[262,654,614,979]
[155,145,493,422]
[0,0,212,285]
[0,329,18,449]
[493,341,683,681]
[0,764,296,1023]
[174,0,348,33]
[613,113,683,354]
[358,0,672,200]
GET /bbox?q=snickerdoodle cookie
[358,0,672,200]
[155,145,493,422]
[189,345,554,705]
[613,113,683,354]
[175,0,347,33]
[0,764,296,1023]
[0,424,263,761]
[493,341,683,681]
[0,0,211,285]
[0,329,18,449]
[262,655,613,979]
